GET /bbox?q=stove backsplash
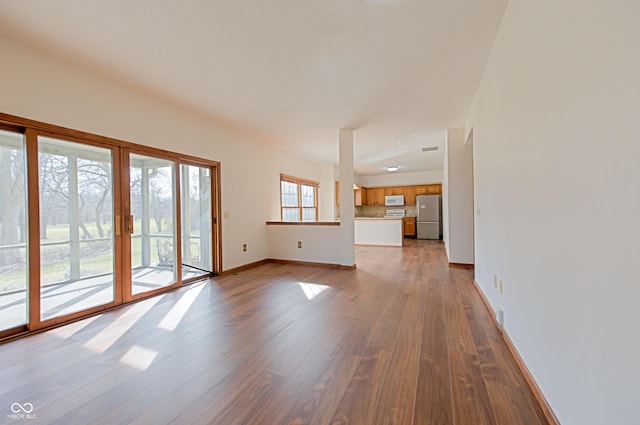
[356,205,417,217]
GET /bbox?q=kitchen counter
[354,217,403,247]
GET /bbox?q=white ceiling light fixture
[385,165,399,172]
[422,146,439,152]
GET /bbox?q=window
[280,174,318,221]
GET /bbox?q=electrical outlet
[242,244,247,252]
[493,274,498,288]
[297,241,302,248]
[499,280,503,294]
[496,309,504,326]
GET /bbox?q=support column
[339,128,356,267]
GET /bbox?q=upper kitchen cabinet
[355,187,367,206]
[403,186,416,204]
[415,185,428,196]
[336,181,369,206]
[427,184,442,194]
[357,184,440,206]
[367,187,385,206]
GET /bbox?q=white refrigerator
[416,195,442,240]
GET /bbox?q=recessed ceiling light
[422,146,438,152]
[385,165,399,172]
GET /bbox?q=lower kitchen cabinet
[403,217,416,237]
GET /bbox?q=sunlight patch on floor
[298,282,329,300]
[157,282,206,331]
[82,295,164,354]
[120,344,158,371]
[49,314,102,340]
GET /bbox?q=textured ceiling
[0,0,507,175]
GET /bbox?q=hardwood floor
[0,240,547,424]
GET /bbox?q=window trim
[280,173,319,222]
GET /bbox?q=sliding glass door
[180,164,213,281]
[128,153,178,296]
[0,129,28,332]
[38,136,116,321]
[0,112,220,339]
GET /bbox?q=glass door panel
[180,164,212,280]
[0,130,28,331]
[129,154,177,295]
[38,136,115,321]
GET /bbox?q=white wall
[442,138,450,256]
[319,163,336,221]
[267,225,343,265]
[358,169,442,187]
[442,128,474,264]
[467,1,640,423]
[0,35,331,271]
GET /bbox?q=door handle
[125,215,134,233]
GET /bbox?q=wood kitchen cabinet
[365,189,375,206]
[336,182,369,206]
[345,183,440,207]
[427,184,442,194]
[369,187,385,206]
[355,187,367,206]
[415,185,428,196]
[403,217,416,237]
[403,186,416,204]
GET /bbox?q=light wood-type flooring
[0,239,548,424]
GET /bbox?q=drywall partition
[266,224,343,265]
[319,163,336,221]
[442,128,474,264]
[338,129,356,268]
[466,0,640,423]
[0,35,329,272]
[442,139,450,256]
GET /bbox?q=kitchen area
[336,182,443,247]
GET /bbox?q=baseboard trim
[268,258,356,270]
[355,243,402,248]
[219,259,269,275]
[500,322,560,425]
[448,262,474,269]
[472,279,495,319]
[472,280,560,425]
[221,258,357,274]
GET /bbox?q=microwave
[385,195,405,206]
